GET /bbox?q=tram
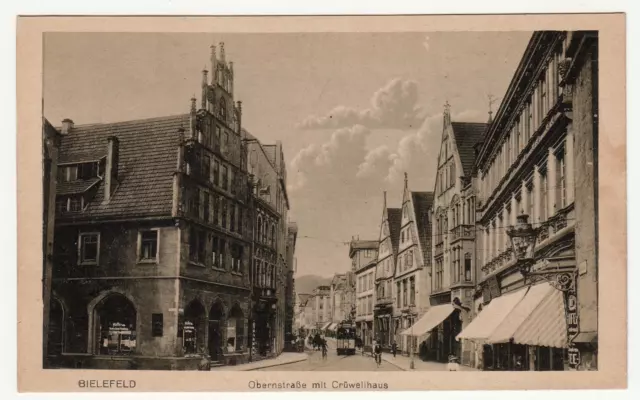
[335,321,357,355]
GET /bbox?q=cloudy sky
[44,31,532,279]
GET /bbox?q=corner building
[457,31,598,371]
[48,43,254,369]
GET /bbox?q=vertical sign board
[562,271,581,369]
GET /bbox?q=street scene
[41,30,599,372]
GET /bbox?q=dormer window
[55,195,85,214]
[58,160,103,182]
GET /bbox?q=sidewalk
[212,352,308,371]
[381,353,476,371]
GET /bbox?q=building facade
[456,31,598,371]
[42,118,61,364]
[311,286,331,330]
[429,108,487,363]
[393,174,434,355]
[285,222,299,345]
[245,134,291,359]
[351,239,377,350]
[373,193,401,350]
[45,42,295,370]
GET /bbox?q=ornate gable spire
[443,100,452,128]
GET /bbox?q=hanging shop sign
[561,271,580,370]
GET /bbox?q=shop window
[227,306,245,353]
[151,313,163,337]
[138,230,159,262]
[181,300,206,354]
[96,294,136,356]
[78,232,99,265]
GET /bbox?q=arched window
[182,300,206,354]
[208,301,225,361]
[95,294,137,355]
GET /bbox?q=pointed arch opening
[227,304,245,353]
[47,297,65,355]
[182,299,206,354]
[93,293,137,355]
[208,301,226,361]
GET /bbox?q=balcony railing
[434,242,444,258]
[375,296,393,306]
[537,206,571,244]
[451,224,475,242]
[480,248,515,276]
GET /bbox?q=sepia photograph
[16,13,626,391]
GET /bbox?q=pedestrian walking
[391,341,397,358]
[447,354,460,371]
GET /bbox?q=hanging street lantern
[506,214,539,279]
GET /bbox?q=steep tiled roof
[350,240,378,250]
[262,144,277,167]
[411,191,434,265]
[56,114,189,220]
[387,208,402,256]
[451,122,488,177]
[56,178,101,196]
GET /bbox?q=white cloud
[296,78,425,130]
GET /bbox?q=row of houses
[42,42,299,369]
[352,31,598,371]
[294,271,356,336]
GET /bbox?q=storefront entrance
[208,302,225,361]
[182,300,206,355]
[94,294,137,356]
[48,298,65,355]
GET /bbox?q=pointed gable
[387,208,402,256]
[450,121,487,177]
[411,191,435,265]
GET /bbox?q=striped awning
[456,287,527,341]
[321,322,332,330]
[488,282,554,344]
[512,287,567,348]
[400,304,454,338]
[328,323,338,331]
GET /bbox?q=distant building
[311,286,331,330]
[393,174,434,355]
[373,192,402,349]
[351,239,377,349]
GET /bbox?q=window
[138,230,158,262]
[238,208,243,235]
[271,224,276,247]
[396,282,401,306]
[402,279,407,307]
[450,162,456,187]
[221,198,227,229]
[229,203,236,232]
[540,75,548,120]
[69,196,82,212]
[408,250,413,266]
[213,195,220,226]
[203,192,210,223]
[229,168,235,195]
[219,239,226,269]
[215,126,222,150]
[219,97,227,121]
[464,253,472,281]
[55,197,68,213]
[222,165,229,191]
[223,132,229,154]
[401,230,405,243]
[203,156,211,182]
[556,148,566,209]
[78,162,99,180]
[213,160,220,186]
[63,165,78,182]
[212,237,219,268]
[409,277,415,305]
[151,313,163,337]
[79,233,100,264]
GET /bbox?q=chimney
[61,118,74,134]
[104,136,119,202]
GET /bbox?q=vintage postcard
[17,14,626,392]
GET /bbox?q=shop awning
[512,288,567,348]
[456,287,528,341]
[488,282,554,344]
[328,323,338,331]
[399,304,455,337]
[321,322,332,330]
